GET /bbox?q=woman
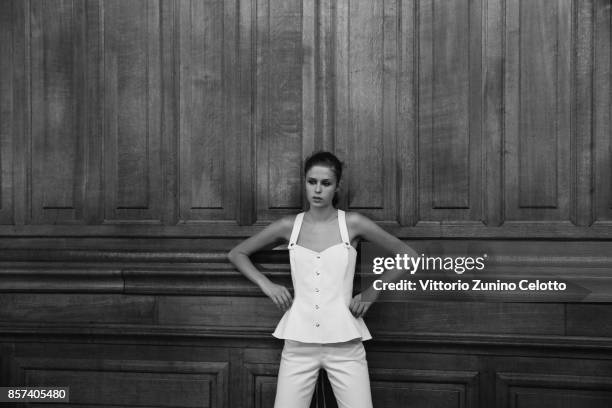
[228,151,417,408]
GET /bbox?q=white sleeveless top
[272,209,372,343]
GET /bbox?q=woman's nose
[315,184,322,192]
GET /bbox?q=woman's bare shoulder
[276,214,298,234]
[344,211,376,237]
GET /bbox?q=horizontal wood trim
[1,240,611,263]
[3,323,612,351]
[496,372,612,390]
[370,368,479,383]
[2,221,612,238]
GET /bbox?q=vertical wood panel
[504,0,572,221]
[0,0,14,224]
[30,0,86,224]
[594,0,612,223]
[178,0,238,222]
[0,0,610,237]
[85,0,103,225]
[12,0,27,227]
[103,0,162,222]
[574,0,593,227]
[336,0,401,221]
[318,0,335,152]
[432,0,469,209]
[484,0,504,227]
[255,0,309,221]
[397,0,417,225]
[347,0,384,209]
[237,0,255,225]
[418,0,483,222]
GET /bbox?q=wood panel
[574,0,594,227]
[243,363,279,408]
[0,294,156,324]
[335,0,405,221]
[566,304,612,337]
[103,0,163,223]
[253,0,314,221]
[0,0,609,238]
[496,373,612,408]
[13,357,228,408]
[594,0,612,224]
[157,295,283,328]
[504,0,572,221]
[418,0,483,223]
[0,1,14,225]
[178,0,238,222]
[371,369,478,408]
[29,0,87,224]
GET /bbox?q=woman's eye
[322,182,331,186]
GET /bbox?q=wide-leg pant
[274,339,373,408]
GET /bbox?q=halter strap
[288,212,305,248]
[338,210,351,248]
[289,210,350,249]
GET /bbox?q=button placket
[314,255,321,328]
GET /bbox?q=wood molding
[11,356,229,407]
[3,323,612,351]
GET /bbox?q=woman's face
[305,165,338,208]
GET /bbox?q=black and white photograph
[1,0,612,407]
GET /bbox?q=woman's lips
[312,197,322,201]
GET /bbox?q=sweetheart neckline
[293,242,357,255]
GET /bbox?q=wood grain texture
[15,357,228,408]
[484,0,504,227]
[0,0,609,238]
[103,0,163,222]
[418,0,483,222]
[397,0,417,225]
[496,372,612,408]
[0,293,156,323]
[236,0,256,225]
[346,0,385,210]
[574,0,594,227]
[243,363,279,408]
[594,0,612,223]
[334,0,406,222]
[567,304,612,337]
[0,1,14,225]
[178,0,239,222]
[254,0,308,220]
[504,0,572,221]
[370,368,478,408]
[30,0,87,224]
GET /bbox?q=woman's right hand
[260,281,293,311]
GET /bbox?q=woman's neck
[305,206,337,223]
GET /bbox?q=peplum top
[272,209,372,343]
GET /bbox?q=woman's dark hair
[304,151,343,207]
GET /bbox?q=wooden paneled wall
[1,0,612,407]
[1,0,610,236]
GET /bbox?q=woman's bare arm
[347,212,419,317]
[227,216,294,311]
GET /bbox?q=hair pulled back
[304,151,343,207]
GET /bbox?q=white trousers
[274,339,374,408]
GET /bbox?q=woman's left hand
[349,293,374,318]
